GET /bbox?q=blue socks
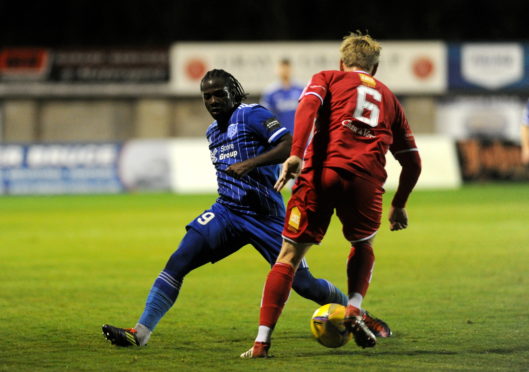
[137,228,211,332]
[292,268,348,306]
[320,279,348,306]
[138,271,182,331]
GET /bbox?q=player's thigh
[282,168,340,244]
[165,227,213,275]
[244,213,312,270]
[336,174,383,242]
[241,214,284,265]
[186,203,246,263]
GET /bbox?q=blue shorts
[187,202,307,267]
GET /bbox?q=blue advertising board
[0,143,124,195]
[448,43,529,92]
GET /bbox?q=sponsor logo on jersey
[216,143,238,161]
[227,123,238,139]
[263,117,281,131]
[342,120,376,138]
[218,150,238,160]
[220,144,234,152]
[359,74,376,88]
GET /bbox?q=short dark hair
[201,69,248,104]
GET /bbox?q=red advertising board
[0,48,50,81]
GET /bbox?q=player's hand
[226,160,255,179]
[389,206,408,231]
[274,155,302,191]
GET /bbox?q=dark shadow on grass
[263,333,529,358]
[294,349,459,358]
[371,345,529,357]
[471,346,529,355]
[294,346,529,358]
[222,330,529,361]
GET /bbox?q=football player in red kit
[242,31,422,358]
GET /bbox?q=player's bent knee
[277,240,312,269]
[164,228,211,277]
[353,238,374,251]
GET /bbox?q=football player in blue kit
[260,58,305,134]
[102,69,389,347]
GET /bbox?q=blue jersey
[260,83,304,134]
[206,103,288,217]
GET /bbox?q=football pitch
[1,183,528,371]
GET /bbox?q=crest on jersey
[210,148,218,163]
[227,124,238,139]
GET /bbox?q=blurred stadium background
[1,0,529,193]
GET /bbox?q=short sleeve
[247,105,289,145]
[300,71,329,104]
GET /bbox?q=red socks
[347,243,375,297]
[259,262,295,328]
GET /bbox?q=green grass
[1,184,528,371]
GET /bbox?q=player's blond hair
[340,31,381,71]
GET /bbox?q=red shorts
[282,167,383,244]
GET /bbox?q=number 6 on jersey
[353,85,382,127]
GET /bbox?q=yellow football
[310,303,352,348]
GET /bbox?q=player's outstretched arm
[226,133,292,179]
[274,155,302,191]
[273,93,321,191]
[390,150,421,231]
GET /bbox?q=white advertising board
[375,41,446,94]
[170,41,446,95]
[171,42,339,95]
[120,139,173,191]
[166,135,460,194]
[385,135,461,190]
[169,138,217,193]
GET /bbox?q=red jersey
[292,70,418,186]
